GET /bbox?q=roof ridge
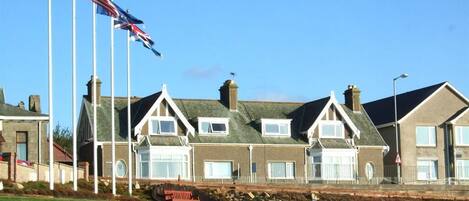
[365,81,447,104]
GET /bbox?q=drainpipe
[304,147,308,183]
[192,144,195,182]
[248,145,253,183]
[38,121,42,164]
[444,124,451,183]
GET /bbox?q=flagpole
[110,5,116,196]
[92,2,99,195]
[48,0,55,191]
[127,28,132,196]
[72,0,78,192]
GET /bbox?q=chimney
[18,101,25,110]
[86,76,102,105]
[0,88,4,104]
[219,80,238,111]
[344,85,361,112]
[29,95,41,113]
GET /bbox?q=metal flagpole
[127,28,132,196]
[72,0,78,191]
[48,0,55,191]
[110,5,116,196]
[92,2,99,194]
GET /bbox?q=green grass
[0,195,105,201]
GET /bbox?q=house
[0,88,49,164]
[78,77,387,183]
[364,82,469,183]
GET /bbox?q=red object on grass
[164,190,199,201]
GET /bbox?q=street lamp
[393,73,408,184]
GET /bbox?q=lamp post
[393,73,408,184]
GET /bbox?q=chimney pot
[219,79,238,111]
[18,101,25,110]
[344,84,361,112]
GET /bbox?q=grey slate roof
[363,82,446,126]
[80,92,387,148]
[0,103,47,117]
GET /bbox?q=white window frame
[138,150,150,179]
[137,147,191,180]
[415,126,436,147]
[365,162,374,181]
[149,116,177,136]
[416,159,438,181]
[267,161,295,179]
[261,119,292,137]
[197,117,229,135]
[456,126,469,146]
[310,149,356,181]
[204,161,233,179]
[318,120,345,139]
[456,159,469,180]
[115,160,127,178]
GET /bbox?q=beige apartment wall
[100,143,135,178]
[400,86,468,181]
[0,161,8,180]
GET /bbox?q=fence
[0,152,88,183]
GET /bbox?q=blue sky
[1,1,468,128]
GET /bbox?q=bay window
[138,149,190,180]
[311,150,356,180]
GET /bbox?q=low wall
[14,162,86,183]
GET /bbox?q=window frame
[149,116,177,136]
[310,149,356,181]
[416,159,438,181]
[456,126,469,146]
[415,126,436,147]
[365,162,374,181]
[261,119,292,137]
[197,117,229,135]
[267,161,295,179]
[203,161,233,179]
[115,160,127,178]
[456,159,469,180]
[16,131,28,161]
[318,120,345,139]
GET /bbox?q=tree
[53,124,72,154]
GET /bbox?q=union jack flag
[124,23,162,57]
[93,0,143,25]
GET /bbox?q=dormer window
[261,119,291,136]
[319,120,344,138]
[150,116,177,135]
[198,117,229,135]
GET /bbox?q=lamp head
[400,73,409,78]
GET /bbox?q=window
[261,119,291,136]
[116,160,127,177]
[417,160,437,180]
[204,161,232,179]
[365,162,374,181]
[312,152,355,180]
[456,126,469,146]
[150,117,176,135]
[416,126,436,146]
[268,162,294,179]
[152,153,188,179]
[140,153,149,178]
[319,121,344,138]
[456,160,469,180]
[198,118,229,135]
[16,132,28,161]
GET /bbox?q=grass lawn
[0,195,104,201]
